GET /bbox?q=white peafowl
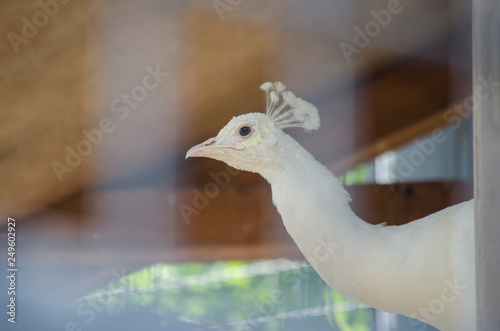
[186,82,475,331]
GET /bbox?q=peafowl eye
[239,126,252,137]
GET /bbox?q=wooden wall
[0,0,473,307]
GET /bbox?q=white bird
[186,82,475,331]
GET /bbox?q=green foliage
[339,164,371,186]
[86,260,373,330]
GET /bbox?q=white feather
[261,81,320,132]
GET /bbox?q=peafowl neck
[261,134,409,321]
[260,133,475,331]
[261,132,360,230]
[261,133,371,288]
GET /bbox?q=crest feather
[259,81,320,132]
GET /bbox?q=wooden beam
[329,108,452,172]
[473,0,500,328]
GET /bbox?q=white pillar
[473,0,500,329]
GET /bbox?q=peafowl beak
[186,137,217,159]
[186,137,238,159]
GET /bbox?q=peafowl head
[186,82,320,174]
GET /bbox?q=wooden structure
[0,0,479,329]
